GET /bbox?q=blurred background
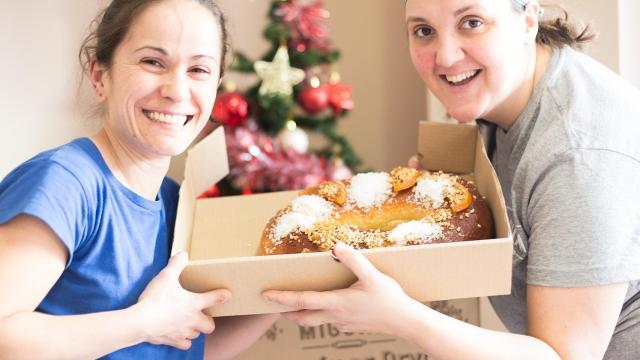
[1,0,638,180]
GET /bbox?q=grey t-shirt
[483,46,640,358]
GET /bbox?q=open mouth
[440,70,481,86]
[143,110,194,126]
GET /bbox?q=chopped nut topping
[317,181,347,205]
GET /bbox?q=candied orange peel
[449,182,472,213]
[316,181,347,206]
[390,166,420,192]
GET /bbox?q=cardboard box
[236,298,479,360]
[172,121,512,317]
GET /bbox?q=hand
[407,153,424,170]
[262,243,415,334]
[134,252,231,350]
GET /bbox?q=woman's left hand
[262,242,416,334]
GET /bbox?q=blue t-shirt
[0,138,204,359]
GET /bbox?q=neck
[488,44,552,130]
[90,128,170,200]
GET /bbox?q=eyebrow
[453,4,482,17]
[406,16,428,24]
[134,46,216,62]
[406,3,483,24]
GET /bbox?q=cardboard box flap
[418,122,477,174]
[185,126,229,197]
[172,127,229,256]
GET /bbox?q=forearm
[205,313,281,360]
[0,306,147,360]
[394,300,560,360]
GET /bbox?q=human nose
[160,71,191,102]
[435,35,465,68]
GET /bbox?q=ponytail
[536,5,595,50]
[512,1,596,50]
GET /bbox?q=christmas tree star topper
[254,46,305,97]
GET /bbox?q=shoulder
[3,138,106,185]
[525,48,640,167]
[1,139,95,194]
[0,139,107,254]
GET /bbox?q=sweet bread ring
[259,167,494,255]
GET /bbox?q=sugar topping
[272,212,316,240]
[414,176,452,208]
[291,195,333,218]
[347,172,391,209]
[388,221,443,245]
[272,195,333,240]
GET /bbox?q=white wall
[618,0,640,89]
[0,1,104,178]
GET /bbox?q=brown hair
[79,0,230,77]
[512,1,596,49]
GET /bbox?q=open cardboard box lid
[173,121,513,317]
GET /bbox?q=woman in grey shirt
[264,0,640,359]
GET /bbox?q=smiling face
[92,0,222,158]
[405,0,538,125]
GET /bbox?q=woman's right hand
[134,252,231,350]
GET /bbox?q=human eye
[189,66,212,80]
[190,66,210,74]
[140,58,164,69]
[413,25,434,38]
[461,17,484,30]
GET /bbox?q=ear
[523,1,541,44]
[89,57,108,102]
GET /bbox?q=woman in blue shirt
[0,0,278,358]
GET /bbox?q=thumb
[164,251,189,279]
[333,242,379,285]
[197,289,232,309]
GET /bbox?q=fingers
[333,242,379,285]
[407,154,423,169]
[155,336,193,351]
[193,314,216,334]
[164,251,189,280]
[197,288,232,309]
[173,338,192,351]
[263,290,332,310]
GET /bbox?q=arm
[0,215,230,359]
[394,283,626,360]
[264,243,627,360]
[204,313,281,360]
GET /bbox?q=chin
[150,139,192,157]
[446,107,482,123]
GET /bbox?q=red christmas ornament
[326,83,354,115]
[298,84,329,113]
[212,91,249,128]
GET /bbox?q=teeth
[145,111,188,125]
[445,70,478,84]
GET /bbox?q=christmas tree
[203,0,362,197]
